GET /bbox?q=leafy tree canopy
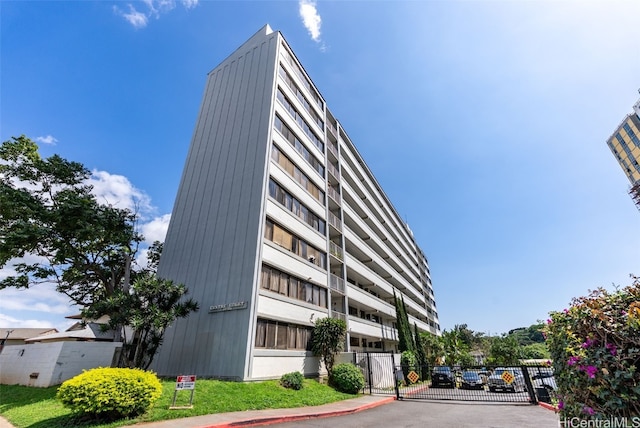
[0,136,198,368]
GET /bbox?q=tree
[509,323,546,346]
[0,136,198,368]
[487,334,521,365]
[519,343,550,360]
[87,243,199,369]
[419,331,445,367]
[441,329,473,366]
[393,291,414,353]
[0,136,140,304]
[311,317,346,380]
[413,323,428,380]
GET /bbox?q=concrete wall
[0,342,121,387]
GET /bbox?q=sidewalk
[126,394,395,428]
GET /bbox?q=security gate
[354,353,553,405]
[354,352,398,396]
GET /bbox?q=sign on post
[176,375,196,390]
[170,375,196,409]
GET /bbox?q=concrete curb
[203,397,397,428]
[538,402,557,412]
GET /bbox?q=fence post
[521,365,538,404]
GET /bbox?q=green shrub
[401,350,417,382]
[280,371,304,390]
[545,276,640,419]
[331,363,365,394]
[56,367,162,420]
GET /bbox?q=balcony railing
[327,162,340,181]
[329,241,343,261]
[331,310,346,322]
[327,141,339,157]
[328,186,341,205]
[327,121,337,137]
[329,273,345,294]
[328,211,342,232]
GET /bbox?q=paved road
[273,400,559,428]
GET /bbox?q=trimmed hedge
[331,363,365,394]
[56,367,162,420]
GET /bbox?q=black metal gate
[353,354,554,405]
[353,352,398,396]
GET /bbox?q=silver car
[487,368,526,393]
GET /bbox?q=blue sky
[1,0,639,336]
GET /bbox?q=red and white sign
[175,375,196,390]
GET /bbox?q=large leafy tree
[0,136,198,368]
[0,135,140,304]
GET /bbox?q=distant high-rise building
[152,25,439,380]
[606,93,640,210]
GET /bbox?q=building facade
[606,94,640,210]
[152,25,439,380]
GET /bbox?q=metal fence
[397,364,556,404]
[353,351,398,396]
[353,353,556,405]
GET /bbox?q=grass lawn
[0,378,357,428]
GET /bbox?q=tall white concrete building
[153,25,439,380]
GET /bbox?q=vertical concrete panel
[153,27,278,379]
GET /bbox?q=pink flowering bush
[545,276,640,418]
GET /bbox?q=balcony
[330,310,346,322]
[328,211,342,232]
[327,162,340,182]
[329,241,343,261]
[329,273,345,294]
[328,186,341,206]
[327,141,339,158]
[327,121,337,138]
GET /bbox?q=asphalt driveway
[273,399,559,428]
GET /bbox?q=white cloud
[299,0,322,43]
[88,170,154,218]
[0,285,74,315]
[140,214,171,244]
[114,0,198,29]
[182,0,198,9]
[0,313,56,329]
[35,135,58,145]
[115,4,149,29]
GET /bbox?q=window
[274,115,324,177]
[255,318,313,350]
[271,145,325,205]
[279,64,324,130]
[276,88,324,153]
[260,264,328,308]
[280,44,324,111]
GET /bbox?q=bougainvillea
[545,275,640,418]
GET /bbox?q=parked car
[431,366,455,388]
[487,367,526,393]
[460,370,484,390]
